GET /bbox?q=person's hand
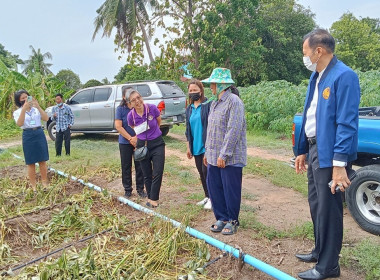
[31,98,40,108]
[295,154,307,174]
[130,136,137,147]
[186,148,193,159]
[53,112,58,118]
[331,166,350,194]
[203,156,208,167]
[217,157,226,168]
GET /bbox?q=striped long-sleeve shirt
[205,89,247,167]
[51,104,74,132]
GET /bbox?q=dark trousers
[194,153,209,198]
[119,143,144,193]
[207,164,242,225]
[138,137,165,201]
[307,143,343,274]
[55,128,71,156]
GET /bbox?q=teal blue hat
[201,68,235,84]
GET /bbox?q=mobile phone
[27,96,33,102]
[328,168,356,193]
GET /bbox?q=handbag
[133,105,149,161]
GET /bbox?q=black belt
[307,137,316,145]
[23,127,42,131]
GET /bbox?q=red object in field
[157,101,165,115]
[292,123,295,147]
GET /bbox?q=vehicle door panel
[69,89,94,129]
[90,87,113,129]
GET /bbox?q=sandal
[210,220,226,232]
[221,222,238,235]
[146,201,158,208]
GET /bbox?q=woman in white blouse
[13,90,49,189]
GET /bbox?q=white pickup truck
[45,80,187,140]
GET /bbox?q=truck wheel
[346,166,380,235]
[160,127,170,136]
[48,121,57,141]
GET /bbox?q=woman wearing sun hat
[202,68,247,235]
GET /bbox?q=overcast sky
[0,0,379,83]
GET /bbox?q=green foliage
[0,43,23,71]
[93,0,156,63]
[341,239,380,280]
[257,0,316,84]
[192,0,267,85]
[0,59,67,119]
[0,116,21,140]
[241,80,307,135]
[55,69,81,93]
[82,79,103,88]
[358,70,380,107]
[22,45,53,76]
[331,13,380,71]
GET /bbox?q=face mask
[303,52,320,72]
[189,93,201,101]
[20,100,25,106]
[57,102,63,106]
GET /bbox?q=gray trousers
[307,143,343,274]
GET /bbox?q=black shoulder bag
[133,105,149,161]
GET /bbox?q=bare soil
[1,134,378,279]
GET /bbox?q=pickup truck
[292,106,380,235]
[45,80,186,140]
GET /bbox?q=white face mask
[303,55,317,72]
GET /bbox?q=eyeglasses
[129,96,142,103]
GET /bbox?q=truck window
[121,85,152,98]
[156,81,185,97]
[71,89,94,104]
[94,88,112,102]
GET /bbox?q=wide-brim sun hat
[201,67,235,84]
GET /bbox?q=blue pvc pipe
[11,154,296,280]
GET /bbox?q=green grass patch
[163,135,187,152]
[244,156,308,196]
[341,239,380,280]
[0,117,22,140]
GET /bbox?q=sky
[0,0,379,83]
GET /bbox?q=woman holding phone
[13,89,50,189]
[126,88,165,208]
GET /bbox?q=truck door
[90,87,113,129]
[69,88,94,129]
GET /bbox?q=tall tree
[331,13,380,71]
[22,45,53,76]
[92,0,156,63]
[56,69,81,92]
[257,0,316,84]
[153,0,210,68]
[0,43,23,71]
[191,0,266,85]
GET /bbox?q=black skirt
[22,128,49,164]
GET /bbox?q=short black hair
[55,93,63,99]
[14,89,29,108]
[303,28,335,53]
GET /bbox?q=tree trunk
[187,0,199,68]
[136,11,154,63]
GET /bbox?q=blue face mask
[57,102,63,106]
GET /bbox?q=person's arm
[115,119,133,141]
[156,116,162,127]
[331,71,361,193]
[15,105,28,127]
[68,107,74,126]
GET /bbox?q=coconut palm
[92,0,156,63]
[22,45,53,76]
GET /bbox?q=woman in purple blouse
[126,88,165,208]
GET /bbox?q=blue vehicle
[292,106,380,235]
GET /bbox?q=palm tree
[92,0,155,63]
[22,45,53,76]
